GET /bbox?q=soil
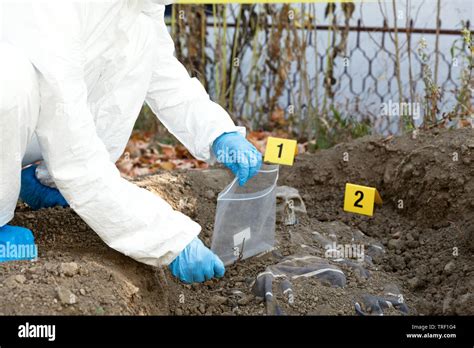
[1,128,472,316]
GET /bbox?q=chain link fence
[161,3,472,143]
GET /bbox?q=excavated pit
[1,128,472,315]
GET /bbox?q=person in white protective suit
[0,0,262,283]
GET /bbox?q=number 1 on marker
[264,137,297,165]
[277,143,283,158]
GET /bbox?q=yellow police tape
[175,0,375,4]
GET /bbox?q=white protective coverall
[0,0,244,266]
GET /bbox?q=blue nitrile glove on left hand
[212,131,263,186]
[20,165,68,210]
[0,225,37,263]
[169,237,225,283]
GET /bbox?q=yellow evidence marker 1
[264,137,298,166]
[343,183,383,217]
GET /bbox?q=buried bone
[276,186,307,225]
[252,255,346,315]
[333,258,371,279]
[355,293,408,316]
[313,225,383,268]
[355,284,408,315]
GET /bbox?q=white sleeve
[6,1,199,266]
[143,5,246,162]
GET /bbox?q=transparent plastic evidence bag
[211,164,279,265]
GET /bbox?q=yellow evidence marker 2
[343,183,383,217]
[264,137,298,166]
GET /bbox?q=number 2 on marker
[354,190,364,208]
[343,183,382,217]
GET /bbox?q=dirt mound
[3,206,169,315]
[1,128,472,315]
[278,128,474,315]
[283,128,474,228]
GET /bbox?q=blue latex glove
[20,165,68,210]
[212,132,262,186]
[169,237,225,283]
[0,225,37,263]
